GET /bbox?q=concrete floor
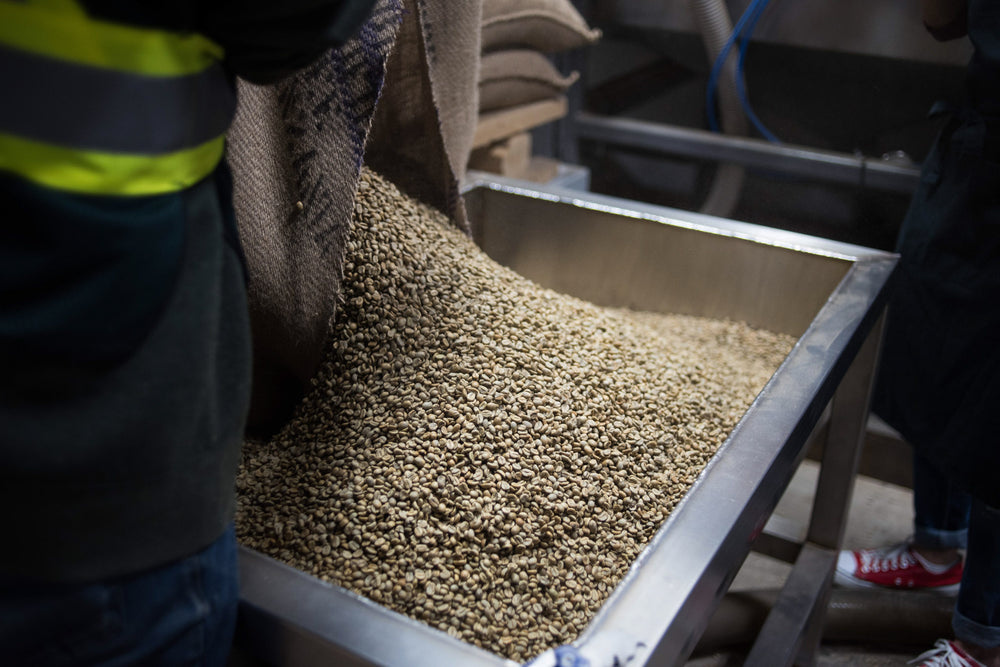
[686,459,942,666]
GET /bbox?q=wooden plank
[472,97,568,148]
[468,132,532,176]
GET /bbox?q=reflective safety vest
[0,0,235,196]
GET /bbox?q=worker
[0,0,373,663]
[834,1,1000,666]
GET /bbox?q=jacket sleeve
[200,0,378,84]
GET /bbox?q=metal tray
[234,178,897,667]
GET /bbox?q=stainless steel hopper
[234,178,897,667]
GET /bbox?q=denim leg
[912,452,971,550]
[953,500,1000,648]
[192,523,239,667]
[0,523,238,667]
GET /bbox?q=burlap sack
[481,0,600,53]
[227,0,482,432]
[366,0,482,221]
[478,49,579,112]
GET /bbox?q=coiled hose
[688,0,747,218]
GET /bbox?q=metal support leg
[743,543,838,667]
[744,313,885,666]
[807,313,885,550]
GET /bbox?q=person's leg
[0,523,238,667]
[912,451,970,564]
[835,451,966,592]
[952,500,1000,666]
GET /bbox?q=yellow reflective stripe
[0,1,223,76]
[0,132,225,196]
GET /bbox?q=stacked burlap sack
[478,0,598,114]
[472,0,600,176]
[225,0,483,432]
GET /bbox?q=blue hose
[704,1,756,133]
[736,0,781,142]
[706,0,780,143]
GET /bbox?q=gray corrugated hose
[688,0,747,218]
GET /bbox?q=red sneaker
[911,639,986,666]
[834,542,962,594]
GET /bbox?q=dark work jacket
[0,167,252,582]
[0,0,375,581]
[873,0,1000,507]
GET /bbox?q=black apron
[874,95,1000,506]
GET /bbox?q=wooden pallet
[472,97,567,148]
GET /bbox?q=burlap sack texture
[481,0,601,53]
[227,0,482,433]
[478,49,580,112]
[473,0,599,133]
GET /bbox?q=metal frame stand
[745,313,885,666]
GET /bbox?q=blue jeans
[912,454,1000,648]
[0,524,238,666]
